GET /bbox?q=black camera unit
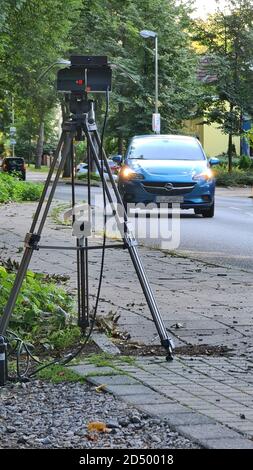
[57,55,112,94]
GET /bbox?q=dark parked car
[1,157,26,180]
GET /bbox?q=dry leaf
[87,421,110,433]
[95,384,107,393]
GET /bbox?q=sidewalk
[71,355,253,449]
[1,201,253,448]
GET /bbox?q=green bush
[0,265,78,349]
[238,155,252,170]
[214,168,253,186]
[77,171,101,181]
[0,173,43,202]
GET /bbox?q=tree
[193,0,253,171]
[0,0,81,166]
[70,0,201,153]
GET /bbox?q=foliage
[244,126,253,147]
[238,155,253,170]
[0,0,82,164]
[77,172,101,181]
[0,264,78,350]
[70,0,201,152]
[192,0,253,171]
[214,167,253,186]
[0,173,43,202]
[74,141,87,163]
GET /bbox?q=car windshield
[128,138,205,161]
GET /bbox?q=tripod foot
[162,338,175,362]
[166,352,174,362]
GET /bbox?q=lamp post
[140,29,160,133]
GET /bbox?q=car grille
[142,182,196,195]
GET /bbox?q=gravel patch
[0,380,200,449]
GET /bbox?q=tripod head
[57,55,112,94]
[58,56,111,141]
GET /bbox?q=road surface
[28,171,253,272]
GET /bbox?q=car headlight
[192,168,213,182]
[119,166,144,180]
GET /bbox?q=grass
[27,164,51,173]
[50,203,72,226]
[86,352,136,368]
[35,352,136,383]
[37,364,86,383]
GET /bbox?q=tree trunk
[61,101,72,178]
[35,121,44,169]
[228,133,233,173]
[117,102,124,155]
[117,136,124,155]
[28,136,32,167]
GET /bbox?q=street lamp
[140,29,160,133]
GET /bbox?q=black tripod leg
[71,141,89,330]
[0,129,74,336]
[37,130,74,236]
[84,125,174,360]
[30,132,65,233]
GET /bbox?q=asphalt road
[28,172,253,272]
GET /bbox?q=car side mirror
[112,155,122,164]
[209,157,220,167]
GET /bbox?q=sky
[192,0,228,18]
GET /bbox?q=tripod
[0,96,175,371]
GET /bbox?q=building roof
[197,56,218,83]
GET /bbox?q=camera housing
[57,55,112,93]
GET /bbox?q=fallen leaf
[95,384,107,393]
[87,421,111,433]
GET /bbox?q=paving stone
[164,412,215,426]
[88,375,140,386]
[177,423,245,441]
[104,384,159,396]
[121,394,171,406]
[137,403,192,416]
[71,365,116,376]
[204,438,253,449]
[92,333,121,355]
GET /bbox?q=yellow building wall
[203,123,240,158]
[183,119,240,157]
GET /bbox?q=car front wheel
[195,202,215,218]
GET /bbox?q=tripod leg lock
[24,233,41,250]
[124,234,138,248]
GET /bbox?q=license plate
[156,196,184,203]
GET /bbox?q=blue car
[116,135,219,218]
